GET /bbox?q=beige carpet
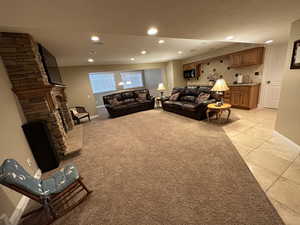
[21,110,284,225]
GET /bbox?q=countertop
[228,83,260,86]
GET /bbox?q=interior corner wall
[275,19,300,146]
[0,58,38,218]
[166,60,186,91]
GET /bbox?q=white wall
[0,58,38,219]
[276,19,300,146]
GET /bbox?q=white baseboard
[90,114,99,120]
[273,130,300,152]
[9,169,41,225]
[0,214,11,225]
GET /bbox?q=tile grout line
[265,152,300,193]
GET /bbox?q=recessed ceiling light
[88,58,94,63]
[158,40,165,44]
[141,50,147,55]
[178,51,183,54]
[147,27,158,35]
[264,40,273,44]
[91,35,100,42]
[226,36,234,40]
[130,57,135,61]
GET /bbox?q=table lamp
[211,78,229,106]
[157,83,166,98]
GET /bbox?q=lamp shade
[211,79,229,92]
[157,83,166,91]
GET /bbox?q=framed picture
[290,40,300,69]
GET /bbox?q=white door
[264,81,282,108]
[263,44,287,109]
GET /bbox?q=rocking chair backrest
[0,159,44,196]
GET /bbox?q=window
[89,72,117,93]
[120,71,144,89]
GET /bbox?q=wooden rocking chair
[0,159,92,225]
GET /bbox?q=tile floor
[223,108,300,225]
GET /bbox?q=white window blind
[89,72,117,94]
[120,71,144,89]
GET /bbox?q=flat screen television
[38,44,63,85]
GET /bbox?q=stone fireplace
[0,32,74,155]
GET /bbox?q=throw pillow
[137,92,147,99]
[196,93,210,104]
[169,92,180,101]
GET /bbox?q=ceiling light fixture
[226,36,234,40]
[130,57,135,61]
[88,58,94,63]
[147,27,158,35]
[178,51,183,54]
[91,35,100,42]
[141,50,147,55]
[158,40,165,44]
[264,40,273,44]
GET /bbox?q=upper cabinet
[229,47,264,68]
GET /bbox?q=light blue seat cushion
[41,164,79,195]
[0,159,79,196]
[0,159,43,196]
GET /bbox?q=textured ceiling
[0,0,299,66]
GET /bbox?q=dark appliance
[22,121,60,172]
[38,44,63,85]
[183,69,196,79]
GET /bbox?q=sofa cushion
[108,97,122,106]
[171,87,184,95]
[136,92,147,100]
[195,93,210,104]
[122,91,135,99]
[122,98,136,104]
[163,101,184,108]
[180,95,196,103]
[198,87,211,93]
[169,92,180,101]
[182,103,198,111]
[184,86,199,96]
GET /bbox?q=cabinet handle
[267,81,271,84]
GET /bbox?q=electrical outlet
[26,158,32,167]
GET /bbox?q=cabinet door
[241,49,260,66]
[230,91,241,106]
[240,87,250,107]
[229,54,242,67]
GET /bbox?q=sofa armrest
[202,99,216,105]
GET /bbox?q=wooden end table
[206,103,232,122]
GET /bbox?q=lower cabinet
[224,84,260,109]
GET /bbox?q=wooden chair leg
[78,178,92,194]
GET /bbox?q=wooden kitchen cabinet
[224,84,260,109]
[229,47,264,68]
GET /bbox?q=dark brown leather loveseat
[103,89,155,118]
[162,86,216,120]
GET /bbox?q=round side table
[206,103,232,122]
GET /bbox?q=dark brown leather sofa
[162,86,216,120]
[103,89,155,118]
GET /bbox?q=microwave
[183,69,196,79]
